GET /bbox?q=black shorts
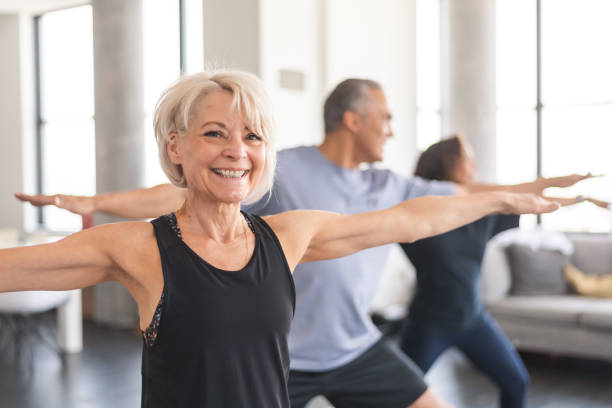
[288,339,428,408]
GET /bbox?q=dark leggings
[400,312,529,408]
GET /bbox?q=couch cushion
[581,304,612,330]
[490,295,612,331]
[570,235,612,276]
[480,241,512,303]
[505,244,569,296]
[489,295,582,324]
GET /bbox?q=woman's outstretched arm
[15,184,186,219]
[456,173,597,195]
[0,222,154,293]
[268,191,559,270]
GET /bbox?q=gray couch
[481,233,612,362]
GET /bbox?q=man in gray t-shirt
[254,79,455,408]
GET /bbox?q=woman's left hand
[544,173,600,190]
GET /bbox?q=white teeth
[213,169,248,178]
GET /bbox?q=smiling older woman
[0,71,560,408]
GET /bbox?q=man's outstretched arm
[15,184,186,219]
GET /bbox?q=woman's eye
[247,133,262,141]
[204,131,222,138]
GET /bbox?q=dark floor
[0,315,142,408]
[425,349,612,408]
[1,316,611,408]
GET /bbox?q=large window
[143,1,182,188]
[497,0,612,232]
[36,6,95,232]
[416,0,441,152]
[143,0,203,187]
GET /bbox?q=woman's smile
[211,168,251,178]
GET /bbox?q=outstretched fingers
[14,192,57,207]
[558,172,602,188]
[15,192,93,215]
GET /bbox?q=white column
[441,0,497,182]
[91,0,144,327]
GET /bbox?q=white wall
[259,0,325,149]
[326,0,418,175]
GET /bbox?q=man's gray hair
[323,78,382,133]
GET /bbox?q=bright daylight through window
[37,6,94,232]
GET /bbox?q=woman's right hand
[14,193,95,216]
[543,173,600,190]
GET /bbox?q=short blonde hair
[153,70,277,205]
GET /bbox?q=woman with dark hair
[413,135,467,182]
[399,135,606,408]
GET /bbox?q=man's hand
[15,193,95,216]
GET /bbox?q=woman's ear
[166,132,182,164]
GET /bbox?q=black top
[400,214,519,334]
[142,213,295,408]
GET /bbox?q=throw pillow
[505,244,569,296]
[564,263,612,298]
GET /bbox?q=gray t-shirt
[247,146,455,371]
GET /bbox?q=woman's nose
[223,135,247,159]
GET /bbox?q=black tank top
[141,212,295,408]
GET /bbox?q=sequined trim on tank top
[142,212,255,347]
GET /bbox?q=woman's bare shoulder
[83,220,155,239]
[71,221,159,260]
